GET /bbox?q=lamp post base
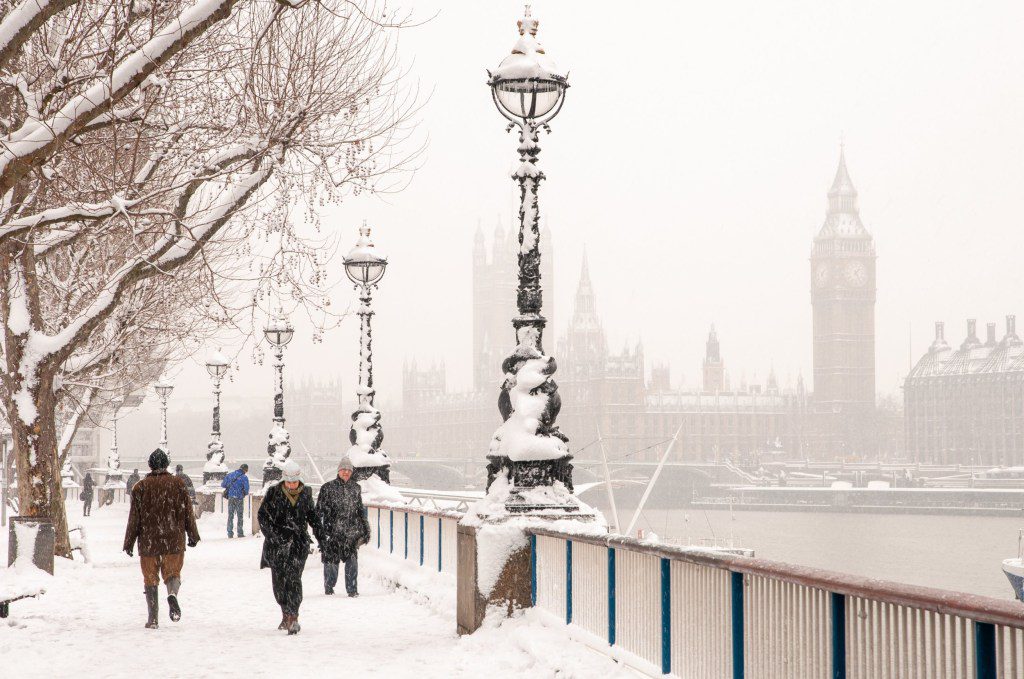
[351,465,390,484]
[484,455,586,515]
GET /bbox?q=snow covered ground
[1,501,632,678]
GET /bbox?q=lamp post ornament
[262,313,294,486]
[485,7,581,513]
[203,351,230,485]
[154,379,173,453]
[343,223,391,483]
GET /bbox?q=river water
[593,501,1024,600]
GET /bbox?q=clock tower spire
[810,145,876,446]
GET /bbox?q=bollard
[196,491,217,515]
[8,517,55,574]
[456,523,532,635]
[251,495,263,536]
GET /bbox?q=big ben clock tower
[810,147,876,421]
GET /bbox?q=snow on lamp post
[100,398,127,501]
[343,223,391,483]
[154,379,174,453]
[203,351,230,486]
[484,7,578,513]
[262,314,294,486]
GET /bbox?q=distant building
[905,317,1024,465]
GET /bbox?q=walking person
[125,468,141,494]
[257,460,322,635]
[174,464,196,502]
[81,473,95,516]
[315,458,370,597]
[221,463,250,538]
[123,449,200,629]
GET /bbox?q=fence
[365,503,459,576]
[528,526,1024,679]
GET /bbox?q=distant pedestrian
[81,473,95,516]
[316,458,369,596]
[221,464,250,538]
[257,460,322,635]
[126,468,141,494]
[123,449,200,629]
[175,465,196,501]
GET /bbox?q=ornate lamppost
[154,379,174,453]
[343,224,390,483]
[202,351,230,486]
[262,314,294,486]
[98,398,126,504]
[484,7,578,513]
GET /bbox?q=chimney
[986,322,997,346]
[930,321,949,352]
[1006,315,1022,346]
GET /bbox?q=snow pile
[488,337,568,462]
[489,12,564,82]
[0,523,51,601]
[203,440,228,474]
[475,524,529,598]
[348,387,391,469]
[266,424,290,464]
[60,461,77,488]
[361,548,455,618]
[359,475,405,503]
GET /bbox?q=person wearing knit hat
[123,448,200,629]
[315,456,369,596]
[257,459,323,635]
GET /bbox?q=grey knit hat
[337,457,354,472]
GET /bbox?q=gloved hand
[187,537,199,548]
[124,546,134,557]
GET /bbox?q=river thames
[596,503,1024,600]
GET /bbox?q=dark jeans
[227,497,245,537]
[271,567,303,615]
[323,554,358,594]
[83,498,91,516]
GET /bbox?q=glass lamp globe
[154,379,174,399]
[264,315,295,348]
[343,224,387,287]
[206,351,230,379]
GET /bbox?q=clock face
[845,261,868,287]
[814,264,830,287]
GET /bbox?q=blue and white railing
[365,503,459,576]
[528,526,1024,679]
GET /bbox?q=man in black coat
[257,460,322,635]
[315,458,370,596]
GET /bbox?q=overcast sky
[146,0,1024,425]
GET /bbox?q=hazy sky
[148,0,1024,425]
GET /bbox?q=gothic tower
[810,147,876,413]
[702,325,725,393]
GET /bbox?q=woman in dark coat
[82,473,95,516]
[316,458,370,596]
[257,460,322,635]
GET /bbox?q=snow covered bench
[1,519,54,617]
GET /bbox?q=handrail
[529,525,1024,629]
[364,501,463,522]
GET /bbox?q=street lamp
[262,314,294,485]
[343,223,391,483]
[484,7,577,513]
[154,379,173,452]
[204,351,230,485]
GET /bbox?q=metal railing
[364,503,459,575]
[527,526,1024,678]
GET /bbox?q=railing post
[607,547,616,646]
[661,557,671,675]
[389,510,394,554]
[376,508,381,549]
[731,571,745,679]
[404,512,409,559]
[566,539,573,625]
[419,514,425,567]
[975,621,996,679]
[437,517,442,572]
[530,534,537,606]
[831,592,846,679]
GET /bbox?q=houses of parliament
[387,150,900,464]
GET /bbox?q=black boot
[166,576,181,622]
[287,614,300,635]
[144,586,159,629]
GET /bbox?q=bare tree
[0,0,419,556]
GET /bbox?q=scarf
[282,483,303,506]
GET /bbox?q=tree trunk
[11,370,72,558]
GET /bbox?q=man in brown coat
[123,449,200,629]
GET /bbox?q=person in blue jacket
[221,464,250,538]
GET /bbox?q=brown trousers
[140,552,184,587]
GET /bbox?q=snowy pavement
[1,502,632,679]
